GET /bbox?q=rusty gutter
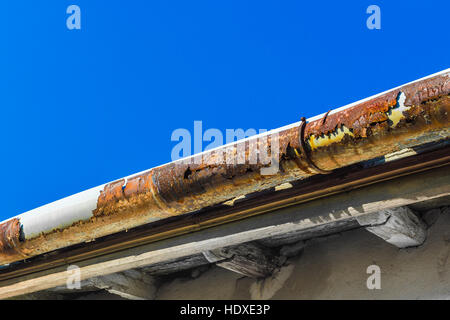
[0,68,449,267]
[0,143,449,281]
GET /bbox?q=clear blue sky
[0,1,448,220]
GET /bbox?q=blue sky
[0,1,448,220]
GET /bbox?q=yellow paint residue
[388,106,411,127]
[388,91,409,127]
[308,126,355,150]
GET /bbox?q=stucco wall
[156,207,450,300]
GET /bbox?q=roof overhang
[0,69,449,298]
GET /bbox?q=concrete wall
[156,207,450,300]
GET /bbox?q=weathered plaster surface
[156,207,450,300]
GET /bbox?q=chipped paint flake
[223,195,246,206]
[388,92,411,127]
[275,183,293,191]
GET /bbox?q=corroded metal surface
[298,116,331,174]
[0,219,24,257]
[1,146,449,281]
[0,71,449,266]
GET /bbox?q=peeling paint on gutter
[0,69,449,266]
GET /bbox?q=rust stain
[0,219,22,256]
[1,72,449,266]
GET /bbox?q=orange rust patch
[0,218,21,255]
